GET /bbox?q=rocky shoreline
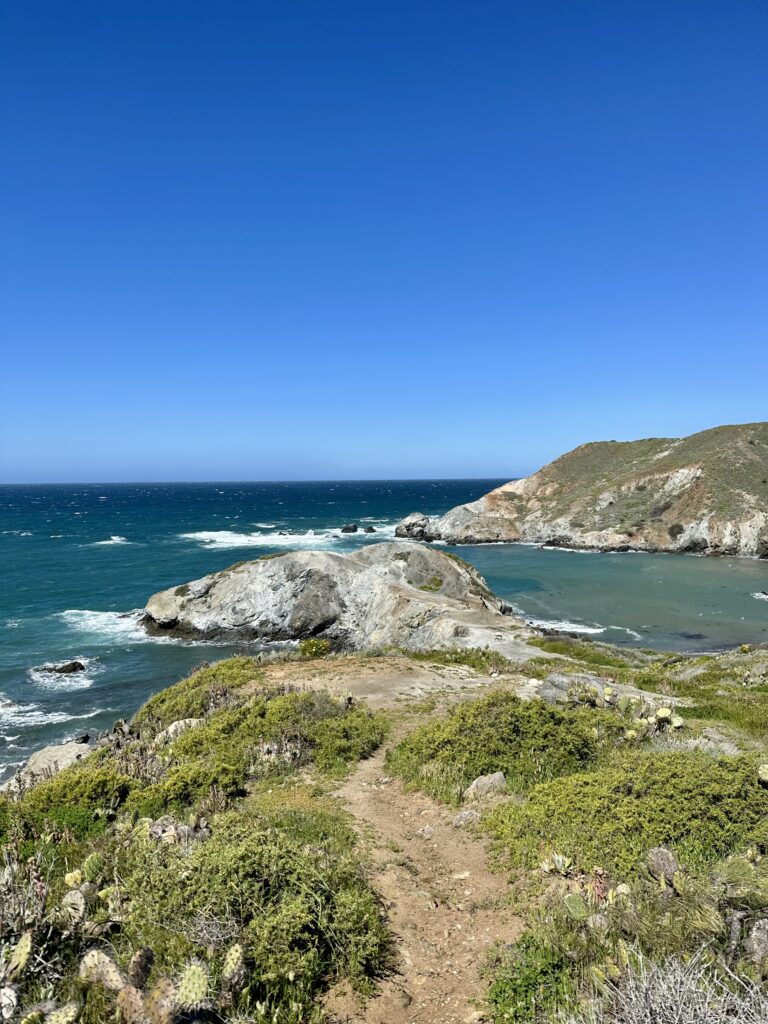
[396,423,768,558]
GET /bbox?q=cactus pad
[127,947,154,990]
[79,949,126,992]
[44,1004,80,1024]
[174,961,209,1012]
[5,929,33,982]
[145,977,176,1024]
[115,985,146,1024]
[221,943,245,989]
[82,853,105,882]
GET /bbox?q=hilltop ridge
[397,422,768,556]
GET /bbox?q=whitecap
[179,529,338,550]
[752,592,768,602]
[57,608,151,643]
[510,605,605,635]
[92,535,130,546]
[0,695,103,728]
[4,619,20,629]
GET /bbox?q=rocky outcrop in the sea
[142,542,532,655]
[396,422,768,556]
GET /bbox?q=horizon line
[0,475,515,487]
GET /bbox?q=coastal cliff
[396,422,768,556]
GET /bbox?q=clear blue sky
[1,1,766,483]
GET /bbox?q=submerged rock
[44,660,86,674]
[142,542,532,656]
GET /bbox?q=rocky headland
[396,422,768,556]
[142,541,535,657]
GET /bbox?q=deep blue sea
[2,480,767,780]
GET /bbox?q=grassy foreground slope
[387,638,768,1023]
[0,657,391,1024]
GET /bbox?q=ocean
[2,480,767,780]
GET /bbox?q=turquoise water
[1,481,767,779]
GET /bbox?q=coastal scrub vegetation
[386,690,624,804]
[386,639,768,1022]
[0,658,390,1022]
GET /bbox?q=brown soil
[325,725,523,1024]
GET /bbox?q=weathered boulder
[647,846,680,882]
[463,771,507,801]
[340,523,358,533]
[745,919,768,964]
[142,542,532,656]
[1,740,92,794]
[152,718,204,749]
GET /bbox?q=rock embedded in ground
[745,919,768,964]
[395,422,768,556]
[453,809,481,828]
[646,846,681,882]
[1,740,92,794]
[462,771,507,801]
[142,542,533,655]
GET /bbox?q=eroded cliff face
[396,423,768,556]
[142,542,533,656]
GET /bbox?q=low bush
[298,637,332,658]
[386,690,622,804]
[132,655,261,732]
[404,646,518,675]
[485,750,768,876]
[526,637,630,668]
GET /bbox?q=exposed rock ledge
[396,422,768,557]
[142,542,534,657]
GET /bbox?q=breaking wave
[0,695,103,729]
[179,524,397,551]
[752,592,768,602]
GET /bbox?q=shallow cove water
[1,480,767,779]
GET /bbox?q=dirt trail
[326,730,523,1024]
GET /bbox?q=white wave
[510,605,605,635]
[92,535,131,546]
[2,530,32,537]
[180,529,337,550]
[606,625,644,641]
[752,592,768,602]
[0,695,103,728]
[58,608,151,643]
[28,664,96,692]
[254,522,278,528]
[4,619,20,629]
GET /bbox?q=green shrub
[132,656,261,732]
[298,637,332,658]
[22,757,133,838]
[419,575,443,592]
[485,932,574,1023]
[485,751,768,876]
[526,637,629,668]
[386,690,621,805]
[405,646,517,675]
[118,806,390,1014]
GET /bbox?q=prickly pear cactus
[79,949,126,992]
[221,943,245,991]
[44,1004,80,1024]
[4,929,33,982]
[115,985,147,1024]
[145,977,176,1024]
[81,853,105,883]
[174,961,209,1013]
[127,947,155,990]
[563,891,590,922]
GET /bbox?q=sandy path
[326,734,523,1024]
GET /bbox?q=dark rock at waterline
[45,660,86,674]
[340,523,358,533]
[364,526,376,533]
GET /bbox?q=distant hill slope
[396,423,768,556]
